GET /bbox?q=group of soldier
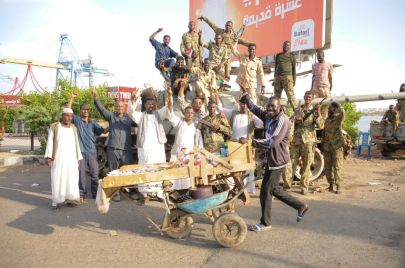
[45,16,348,231]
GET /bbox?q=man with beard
[45,108,82,209]
[149,27,179,70]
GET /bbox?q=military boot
[328,184,334,192]
[336,185,342,194]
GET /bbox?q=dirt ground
[0,153,404,268]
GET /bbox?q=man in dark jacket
[240,93,309,231]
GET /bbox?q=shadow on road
[0,165,404,265]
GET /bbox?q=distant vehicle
[370,122,405,157]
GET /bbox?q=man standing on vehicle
[311,50,333,98]
[274,41,298,110]
[240,93,309,232]
[312,50,333,118]
[233,43,266,104]
[323,102,345,194]
[198,16,251,80]
[67,93,107,201]
[290,91,323,195]
[202,33,229,80]
[180,21,201,69]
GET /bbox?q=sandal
[248,223,272,232]
[297,204,309,222]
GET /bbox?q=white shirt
[217,105,263,139]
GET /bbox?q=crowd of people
[44,16,357,232]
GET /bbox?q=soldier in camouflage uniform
[322,102,345,194]
[199,101,232,153]
[274,41,298,110]
[202,33,229,80]
[282,118,294,191]
[381,104,399,139]
[180,21,202,69]
[198,16,251,80]
[395,83,405,122]
[291,91,324,195]
[189,59,218,106]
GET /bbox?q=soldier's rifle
[301,97,327,122]
[198,118,214,128]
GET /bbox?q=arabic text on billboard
[190,0,325,57]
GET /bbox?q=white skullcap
[62,107,74,114]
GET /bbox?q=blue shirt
[150,38,177,68]
[72,114,104,154]
[94,99,134,151]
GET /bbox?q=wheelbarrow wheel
[165,209,194,239]
[212,213,247,248]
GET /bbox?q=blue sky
[0,0,404,108]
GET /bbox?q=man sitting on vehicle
[381,104,399,139]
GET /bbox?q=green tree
[18,80,113,153]
[341,102,362,143]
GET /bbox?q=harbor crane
[56,33,113,88]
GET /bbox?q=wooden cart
[98,141,256,247]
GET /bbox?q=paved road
[0,163,404,267]
[0,135,40,152]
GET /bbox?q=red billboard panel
[0,95,22,108]
[190,0,325,57]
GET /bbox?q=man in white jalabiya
[215,92,263,194]
[167,96,203,189]
[45,108,82,209]
[127,87,171,197]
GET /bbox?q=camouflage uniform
[200,114,232,153]
[180,31,201,69]
[397,99,405,122]
[322,105,345,187]
[381,109,399,137]
[291,105,324,193]
[189,66,218,106]
[203,42,229,79]
[200,16,250,79]
[274,53,298,110]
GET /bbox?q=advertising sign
[190,0,326,57]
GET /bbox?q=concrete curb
[0,155,45,167]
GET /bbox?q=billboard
[0,95,22,108]
[190,0,328,57]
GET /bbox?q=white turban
[62,107,74,114]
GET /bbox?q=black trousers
[260,166,305,226]
[106,147,133,171]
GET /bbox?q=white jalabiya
[44,123,82,204]
[137,114,166,164]
[168,111,203,190]
[217,106,263,194]
[127,101,169,197]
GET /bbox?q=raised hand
[92,87,98,99]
